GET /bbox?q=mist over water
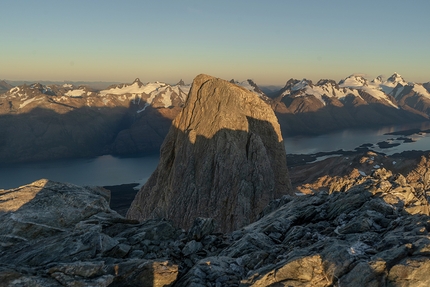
[1,122,430,190]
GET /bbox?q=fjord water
[1,122,430,190]
[285,121,430,155]
[0,154,160,190]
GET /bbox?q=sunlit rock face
[127,74,292,232]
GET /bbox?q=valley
[1,121,430,190]
[1,73,430,164]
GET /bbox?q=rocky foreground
[1,151,430,286]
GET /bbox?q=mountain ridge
[1,73,430,163]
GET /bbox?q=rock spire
[127,74,292,232]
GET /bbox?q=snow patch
[9,87,20,94]
[339,74,368,88]
[291,79,311,92]
[137,103,150,113]
[159,89,173,107]
[234,80,265,97]
[100,81,166,96]
[339,74,399,108]
[19,97,39,109]
[65,89,86,97]
[412,84,430,99]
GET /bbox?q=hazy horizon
[2,0,430,85]
[3,71,429,89]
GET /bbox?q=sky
[1,0,430,85]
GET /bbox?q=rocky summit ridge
[1,151,430,286]
[127,74,292,232]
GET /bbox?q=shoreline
[106,148,430,215]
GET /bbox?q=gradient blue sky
[1,0,429,85]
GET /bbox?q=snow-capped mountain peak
[132,78,144,87]
[371,75,384,84]
[230,79,267,98]
[386,72,407,86]
[339,74,368,88]
[291,79,313,92]
[62,83,74,89]
[100,81,166,96]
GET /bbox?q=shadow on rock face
[127,74,293,233]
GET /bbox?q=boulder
[188,217,216,241]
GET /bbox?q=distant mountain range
[0,73,429,162]
[270,73,430,134]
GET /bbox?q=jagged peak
[30,83,44,89]
[176,79,185,86]
[291,79,313,91]
[246,79,266,97]
[387,72,406,84]
[246,79,260,90]
[283,78,300,88]
[339,74,368,87]
[316,79,338,87]
[229,79,266,98]
[132,78,143,86]
[371,75,384,84]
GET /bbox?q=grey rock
[105,243,131,258]
[182,240,203,257]
[175,256,243,287]
[47,261,107,278]
[1,274,61,287]
[242,255,328,287]
[2,153,430,286]
[0,180,183,286]
[220,232,274,258]
[339,261,386,287]
[188,217,216,241]
[0,179,114,240]
[110,259,178,287]
[127,74,292,232]
[50,272,114,287]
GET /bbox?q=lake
[0,155,159,190]
[1,121,430,190]
[285,121,430,155]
